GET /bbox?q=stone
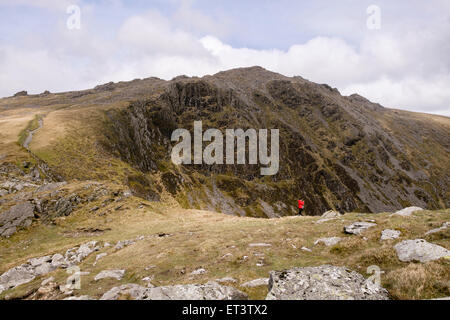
[248,243,271,247]
[35,182,67,193]
[392,206,423,217]
[41,277,55,286]
[65,241,99,264]
[114,240,135,251]
[100,284,149,300]
[266,265,389,300]
[321,210,341,218]
[215,277,237,284]
[0,265,35,293]
[0,202,35,237]
[241,278,269,288]
[93,253,108,266]
[94,269,125,281]
[425,222,450,235]
[143,282,248,300]
[51,254,67,268]
[314,237,342,246]
[190,268,207,275]
[381,229,401,241]
[344,222,377,235]
[301,246,312,252]
[64,295,95,300]
[101,282,248,300]
[394,239,450,262]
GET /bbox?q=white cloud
[0,5,449,116]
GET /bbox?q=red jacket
[298,200,304,209]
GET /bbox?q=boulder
[392,207,423,217]
[344,222,377,235]
[380,229,401,241]
[314,237,342,246]
[0,265,35,294]
[100,284,149,300]
[64,295,95,300]
[321,210,341,218]
[241,278,269,288]
[190,268,207,275]
[94,269,125,281]
[101,282,248,300]
[266,265,389,300]
[394,239,450,262]
[0,202,35,237]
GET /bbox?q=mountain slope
[1,66,449,217]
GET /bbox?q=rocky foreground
[1,167,448,300]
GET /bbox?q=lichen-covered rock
[344,222,377,235]
[394,239,450,262]
[266,265,389,300]
[381,229,401,241]
[0,265,35,294]
[101,282,248,300]
[0,202,35,237]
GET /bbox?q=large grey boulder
[344,222,377,235]
[101,282,248,300]
[392,207,423,217]
[100,284,150,300]
[0,265,35,294]
[266,265,389,300]
[0,202,35,237]
[394,239,450,262]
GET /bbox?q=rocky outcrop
[101,282,248,300]
[0,202,35,237]
[0,241,99,294]
[394,239,450,262]
[344,222,377,235]
[266,265,389,300]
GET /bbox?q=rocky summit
[0,67,449,300]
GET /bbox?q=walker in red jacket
[298,200,305,215]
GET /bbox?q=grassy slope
[0,192,448,300]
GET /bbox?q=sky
[0,0,449,116]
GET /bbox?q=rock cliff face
[98,67,449,217]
